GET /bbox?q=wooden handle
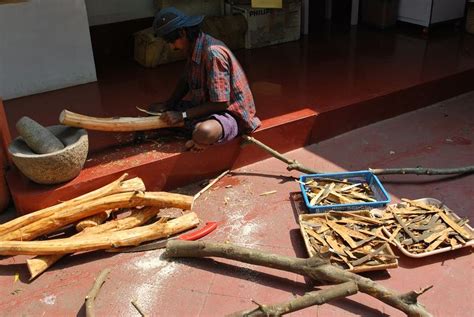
[59,109,184,132]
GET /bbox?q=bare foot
[184,140,208,152]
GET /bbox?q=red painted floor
[0,92,472,316]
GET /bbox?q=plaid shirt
[187,32,260,132]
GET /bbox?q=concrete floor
[0,92,473,316]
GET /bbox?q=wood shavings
[259,190,277,196]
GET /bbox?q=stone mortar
[8,126,88,185]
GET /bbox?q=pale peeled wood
[75,210,112,232]
[59,110,184,132]
[27,207,161,280]
[0,212,199,255]
[1,191,193,241]
[0,174,145,238]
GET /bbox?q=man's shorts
[176,101,239,144]
[208,112,239,144]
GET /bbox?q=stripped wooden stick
[60,110,184,132]
[27,207,162,280]
[1,191,193,242]
[194,170,229,201]
[85,268,110,317]
[0,212,199,255]
[0,174,144,238]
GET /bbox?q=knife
[110,222,218,253]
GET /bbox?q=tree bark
[1,191,193,242]
[85,268,110,317]
[59,110,184,132]
[229,281,358,316]
[0,174,144,238]
[26,206,161,280]
[368,166,474,175]
[166,241,432,317]
[0,212,199,255]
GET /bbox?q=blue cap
[153,7,204,37]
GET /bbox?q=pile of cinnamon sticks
[0,174,197,280]
[300,199,473,267]
[302,178,376,206]
[382,199,473,255]
[300,211,398,273]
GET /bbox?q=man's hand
[160,111,184,125]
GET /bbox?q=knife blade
[136,106,163,116]
[110,222,218,253]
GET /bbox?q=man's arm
[161,101,227,124]
[186,101,227,119]
[167,75,190,106]
[149,75,189,112]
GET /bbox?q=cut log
[0,212,199,255]
[27,207,161,280]
[59,110,184,132]
[0,174,144,238]
[1,191,193,241]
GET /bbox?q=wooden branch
[26,207,161,280]
[60,109,184,132]
[369,167,474,176]
[229,281,358,316]
[194,170,229,201]
[242,135,474,177]
[131,300,149,317]
[0,212,199,255]
[241,135,319,174]
[85,268,110,317]
[166,241,433,317]
[0,174,144,238]
[1,191,193,241]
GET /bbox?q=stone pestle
[16,117,65,154]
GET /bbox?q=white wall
[85,0,224,26]
[0,0,97,100]
[398,0,466,26]
[85,0,155,26]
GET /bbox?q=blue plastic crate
[299,170,390,213]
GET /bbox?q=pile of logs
[300,211,398,272]
[301,178,376,206]
[382,199,473,255]
[0,174,196,280]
